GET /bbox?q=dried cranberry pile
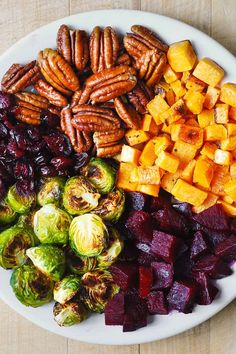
[0,91,89,200]
[105,191,236,332]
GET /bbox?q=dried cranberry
[43,132,72,156]
[27,126,42,141]
[7,141,24,158]
[0,122,8,138]
[15,179,35,197]
[39,164,57,177]
[0,92,12,110]
[33,152,50,166]
[14,161,34,179]
[51,156,73,170]
[73,152,89,172]
[26,140,45,154]
[0,140,7,155]
[41,110,60,128]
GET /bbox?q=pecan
[116,52,132,66]
[34,79,68,107]
[57,24,72,63]
[90,26,119,73]
[1,61,41,94]
[137,50,167,86]
[93,129,125,148]
[114,96,141,129]
[14,92,48,125]
[71,90,82,108]
[127,80,154,114]
[72,104,120,132]
[97,144,123,158]
[131,25,168,53]
[61,107,92,153]
[14,106,41,125]
[48,104,62,116]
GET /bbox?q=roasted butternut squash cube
[161,99,186,125]
[120,145,141,165]
[214,149,232,165]
[193,58,224,87]
[171,179,208,206]
[220,83,236,107]
[167,40,197,72]
[186,75,207,92]
[218,201,236,216]
[230,162,236,178]
[154,136,171,155]
[161,170,182,193]
[181,71,191,84]
[139,138,160,166]
[214,104,229,124]
[137,184,160,197]
[221,136,236,151]
[147,95,170,125]
[204,124,227,141]
[161,123,172,134]
[227,123,236,136]
[222,195,234,204]
[200,142,218,160]
[197,109,214,128]
[229,107,236,121]
[166,89,176,106]
[171,123,203,147]
[204,86,220,109]
[117,162,138,191]
[211,165,230,196]
[141,114,160,135]
[181,159,196,183]
[192,193,219,213]
[131,166,161,185]
[186,118,199,127]
[155,150,179,173]
[170,80,186,99]
[224,179,236,202]
[193,157,214,188]
[184,90,205,114]
[163,64,181,83]
[125,129,150,146]
[172,140,197,167]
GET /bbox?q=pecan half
[97,144,123,158]
[61,107,92,153]
[131,25,168,53]
[14,92,48,125]
[93,129,125,148]
[48,104,62,116]
[34,79,68,107]
[57,24,72,63]
[127,80,154,114]
[114,96,141,129]
[116,52,132,66]
[90,26,119,73]
[1,61,41,94]
[71,90,82,108]
[137,50,167,86]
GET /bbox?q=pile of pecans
[1,25,168,157]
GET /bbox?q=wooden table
[0,1,236,353]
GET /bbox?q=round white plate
[0,9,236,346]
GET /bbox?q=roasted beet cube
[152,207,189,238]
[123,290,148,332]
[151,262,173,289]
[192,204,229,231]
[119,240,138,262]
[139,266,153,298]
[204,230,228,248]
[151,230,181,263]
[125,211,153,243]
[190,231,209,261]
[172,202,192,217]
[230,218,236,233]
[125,192,150,211]
[110,262,138,291]
[167,280,197,313]
[104,292,124,325]
[192,254,232,279]
[214,235,236,261]
[174,251,193,280]
[147,291,168,315]
[149,191,171,211]
[192,271,219,305]
[138,250,157,266]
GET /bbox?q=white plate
[0,9,236,346]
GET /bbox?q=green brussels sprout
[81,270,119,312]
[7,184,35,214]
[10,264,53,307]
[26,245,66,281]
[33,204,72,245]
[37,177,65,207]
[69,214,108,257]
[53,300,88,327]
[0,225,36,269]
[63,176,100,215]
[54,275,81,305]
[0,199,18,225]
[81,158,116,194]
[92,189,125,222]
[67,248,97,275]
[18,209,38,230]
[97,227,124,268]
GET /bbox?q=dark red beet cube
[215,235,236,261]
[205,230,228,248]
[230,218,236,233]
[104,292,124,325]
[147,291,168,315]
[152,207,189,238]
[125,192,150,211]
[192,204,229,231]
[172,202,192,217]
[190,231,209,261]
[149,192,171,211]
[137,250,157,266]
[119,240,138,262]
[151,262,174,289]
[192,271,219,305]
[174,251,193,280]
[125,211,153,243]
[167,280,197,313]
[123,291,148,332]
[192,254,232,279]
[139,266,153,298]
[151,230,181,263]
[110,262,138,291]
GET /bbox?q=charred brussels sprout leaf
[37,177,65,207]
[81,270,119,312]
[63,176,100,215]
[54,275,81,305]
[7,184,35,214]
[26,245,66,281]
[10,264,53,307]
[97,227,124,269]
[69,214,108,257]
[81,158,116,194]
[0,199,17,225]
[0,225,36,269]
[53,300,88,327]
[33,204,72,245]
[92,189,125,222]
[67,248,97,275]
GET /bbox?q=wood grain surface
[0,1,236,353]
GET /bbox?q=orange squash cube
[165,90,176,106]
[130,166,161,185]
[221,136,236,151]
[147,95,170,125]
[155,151,179,173]
[193,157,214,189]
[167,40,197,72]
[120,145,141,165]
[192,193,219,213]
[220,83,236,107]
[170,80,187,99]
[211,165,230,196]
[226,123,236,136]
[222,195,234,204]
[204,86,220,109]
[172,140,197,167]
[161,170,182,193]
[229,107,236,121]
[139,139,157,167]
[193,58,224,87]
[181,160,196,183]
[137,184,160,197]
[163,64,181,83]
[160,99,186,125]
[197,109,214,128]
[184,90,205,114]
[181,71,191,84]
[141,114,160,135]
[154,136,171,156]
[204,124,227,141]
[161,123,172,134]
[224,179,236,202]
[117,163,138,191]
[214,149,232,165]
[186,118,199,127]
[171,179,208,206]
[125,129,150,146]
[171,123,203,147]
[185,75,207,92]
[214,104,229,124]
[230,162,236,178]
[200,142,218,160]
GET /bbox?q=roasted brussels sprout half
[0,225,36,269]
[67,248,97,275]
[26,245,66,281]
[97,227,124,268]
[0,199,17,225]
[92,189,125,222]
[33,204,72,245]
[7,184,35,214]
[18,209,38,230]
[37,177,65,207]
[63,176,100,215]
[54,275,81,305]
[53,300,88,327]
[69,214,108,257]
[81,270,119,312]
[81,158,116,194]
[10,264,53,307]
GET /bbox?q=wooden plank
[70,0,140,12]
